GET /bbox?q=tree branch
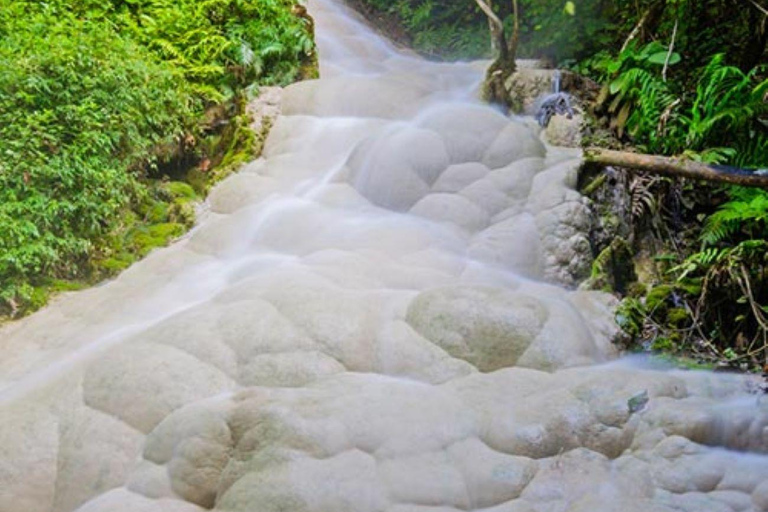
[473,0,504,34]
[585,148,768,189]
[662,19,678,82]
[621,9,650,53]
[747,0,768,17]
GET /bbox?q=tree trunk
[474,0,505,53]
[487,0,501,52]
[585,148,768,189]
[474,0,518,110]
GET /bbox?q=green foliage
[637,186,768,367]
[355,0,491,59]
[366,0,768,366]
[0,0,313,315]
[355,0,615,61]
[591,46,768,165]
[112,0,314,97]
[615,297,646,338]
[588,42,678,151]
[685,56,768,167]
[701,188,768,245]
[583,7,768,366]
[515,0,613,62]
[0,8,192,309]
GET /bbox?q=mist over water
[0,1,767,511]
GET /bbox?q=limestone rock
[406,286,548,371]
[1,2,766,512]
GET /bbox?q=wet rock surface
[1,1,767,512]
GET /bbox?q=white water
[1,1,767,511]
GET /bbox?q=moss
[28,286,50,312]
[146,202,170,223]
[185,168,209,195]
[588,237,635,293]
[299,53,320,80]
[165,181,197,200]
[130,222,185,256]
[651,336,676,352]
[21,278,92,316]
[169,198,196,227]
[615,297,645,338]
[97,252,134,273]
[645,285,674,313]
[666,307,689,327]
[48,279,87,293]
[655,353,716,371]
[220,116,257,169]
[626,281,649,298]
[150,222,185,238]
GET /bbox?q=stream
[1,1,767,511]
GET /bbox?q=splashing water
[0,1,767,511]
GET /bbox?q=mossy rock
[651,336,676,352]
[626,281,649,298]
[165,181,197,200]
[130,222,185,256]
[588,237,635,293]
[97,252,134,273]
[645,285,674,313]
[169,198,196,227]
[666,307,689,327]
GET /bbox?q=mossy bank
[0,0,317,318]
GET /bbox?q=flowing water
[1,1,768,511]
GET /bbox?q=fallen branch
[584,148,768,189]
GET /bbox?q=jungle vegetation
[357,0,768,369]
[0,0,315,316]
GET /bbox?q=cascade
[0,1,767,511]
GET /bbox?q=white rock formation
[1,1,767,512]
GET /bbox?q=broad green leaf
[647,51,681,66]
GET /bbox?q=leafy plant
[682,55,768,165]
[0,0,314,315]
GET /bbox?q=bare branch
[473,0,504,32]
[747,0,768,16]
[621,9,650,53]
[662,19,678,82]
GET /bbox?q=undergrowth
[583,43,768,370]
[0,0,315,316]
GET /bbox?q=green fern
[702,188,768,245]
[684,54,768,152]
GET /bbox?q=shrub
[0,0,314,314]
[0,9,194,308]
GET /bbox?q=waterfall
[0,1,766,511]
